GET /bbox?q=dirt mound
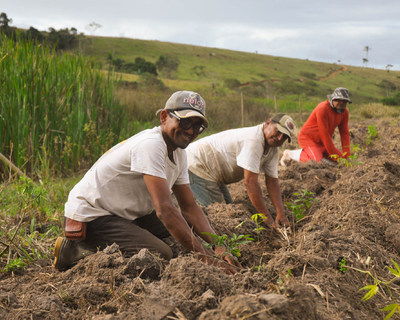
[1,119,400,319]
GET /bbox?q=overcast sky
[3,0,400,71]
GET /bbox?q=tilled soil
[0,118,400,320]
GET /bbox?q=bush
[377,80,397,92]
[191,65,206,77]
[382,92,400,106]
[139,73,166,90]
[111,57,158,76]
[299,71,316,80]
[47,27,78,51]
[134,57,158,76]
[156,54,179,78]
[224,78,241,90]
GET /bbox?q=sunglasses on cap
[168,111,206,134]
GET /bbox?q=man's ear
[160,110,169,125]
[265,119,272,125]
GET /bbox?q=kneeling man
[186,114,295,229]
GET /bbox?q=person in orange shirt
[280,87,351,166]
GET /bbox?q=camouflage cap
[327,87,352,104]
[271,113,296,143]
[156,91,209,128]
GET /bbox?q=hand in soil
[211,257,241,275]
[210,246,242,275]
[275,214,290,227]
[263,215,278,229]
[215,246,243,269]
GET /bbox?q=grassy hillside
[83,36,400,103]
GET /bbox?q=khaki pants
[76,211,173,260]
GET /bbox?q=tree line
[107,53,179,78]
[0,12,82,51]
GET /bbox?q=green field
[85,35,400,104]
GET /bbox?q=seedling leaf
[381,303,400,320]
[360,284,379,301]
[391,259,400,275]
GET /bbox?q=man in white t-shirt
[186,114,296,229]
[54,91,239,274]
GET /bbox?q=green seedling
[293,190,317,209]
[235,213,268,242]
[366,125,379,145]
[277,268,292,291]
[345,259,400,319]
[351,143,364,155]
[285,190,317,221]
[285,201,305,220]
[3,257,26,273]
[338,258,349,273]
[202,232,254,258]
[330,148,363,179]
[252,257,267,272]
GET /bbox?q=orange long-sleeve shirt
[298,101,351,159]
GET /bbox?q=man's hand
[200,251,241,275]
[262,213,278,229]
[275,213,289,227]
[214,245,243,269]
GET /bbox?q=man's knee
[157,244,173,260]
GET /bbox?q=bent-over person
[54,91,240,275]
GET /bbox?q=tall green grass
[0,34,126,177]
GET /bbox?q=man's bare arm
[143,174,238,274]
[173,183,242,269]
[243,169,276,228]
[265,175,289,227]
[172,183,215,243]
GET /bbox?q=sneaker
[54,237,94,271]
[54,237,75,271]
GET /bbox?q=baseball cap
[156,91,209,128]
[271,113,296,143]
[327,87,352,104]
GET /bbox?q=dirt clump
[1,119,400,319]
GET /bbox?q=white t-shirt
[186,124,279,185]
[65,127,189,222]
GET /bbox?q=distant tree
[85,21,102,48]
[139,73,165,90]
[377,79,396,97]
[47,27,78,50]
[363,58,368,68]
[0,12,12,27]
[155,54,179,78]
[0,12,13,36]
[133,57,157,76]
[386,64,393,73]
[363,46,371,60]
[26,26,45,42]
[224,78,241,90]
[113,58,125,70]
[382,92,400,106]
[85,21,102,36]
[110,56,158,76]
[106,52,114,68]
[77,32,86,51]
